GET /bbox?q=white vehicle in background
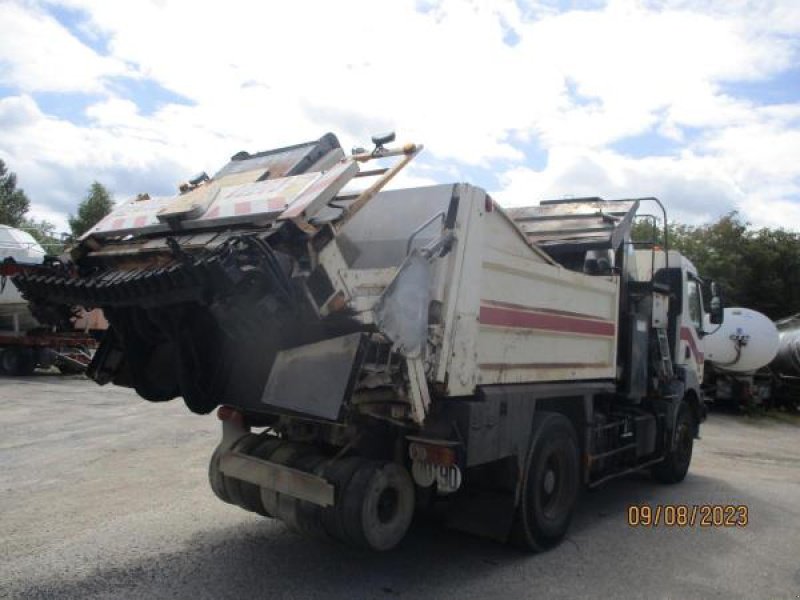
[0,224,46,331]
[1,224,100,375]
[703,308,781,409]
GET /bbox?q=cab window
[687,279,703,330]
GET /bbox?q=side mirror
[709,282,724,325]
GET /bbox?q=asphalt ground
[1,374,799,599]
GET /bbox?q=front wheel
[652,401,694,484]
[512,412,580,552]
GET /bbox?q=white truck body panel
[335,184,620,400]
[440,188,618,395]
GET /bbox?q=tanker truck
[10,133,725,551]
[0,225,100,375]
[702,308,780,409]
[766,314,800,409]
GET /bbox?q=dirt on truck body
[10,132,725,551]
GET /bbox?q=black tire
[222,434,263,509]
[320,457,367,543]
[208,445,230,504]
[652,402,694,484]
[341,461,415,551]
[259,443,312,518]
[0,348,35,376]
[238,437,283,516]
[512,412,580,552]
[282,453,329,536]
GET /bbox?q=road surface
[1,375,799,599]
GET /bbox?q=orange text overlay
[627,504,749,528]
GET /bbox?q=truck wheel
[280,453,329,536]
[259,443,314,519]
[238,437,283,516]
[222,434,263,509]
[513,412,580,552]
[652,402,694,484]
[341,461,415,551]
[0,348,35,376]
[320,456,366,543]
[208,445,230,504]
[208,433,259,506]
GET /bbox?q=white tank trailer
[773,315,800,375]
[704,308,779,373]
[1,225,101,375]
[765,315,800,408]
[10,133,728,551]
[0,225,46,331]
[703,308,780,408]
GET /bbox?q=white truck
[0,225,98,375]
[11,133,724,551]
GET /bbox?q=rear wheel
[512,412,580,552]
[341,461,415,551]
[652,402,694,484]
[0,348,35,376]
[238,437,283,516]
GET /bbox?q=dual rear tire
[209,436,415,551]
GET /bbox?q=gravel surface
[1,375,799,599]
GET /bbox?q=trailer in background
[767,314,800,410]
[1,226,103,376]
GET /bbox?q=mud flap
[260,332,367,420]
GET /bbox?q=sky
[1,0,799,234]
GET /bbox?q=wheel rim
[675,420,693,466]
[540,452,566,519]
[376,487,399,524]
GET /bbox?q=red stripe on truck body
[479,302,616,337]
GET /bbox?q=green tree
[631,212,800,320]
[68,181,114,238]
[0,158,31,227]
[20,217,64,255]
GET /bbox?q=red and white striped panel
[279,160,358,220]
[82,195,175,239]
[197,172,320,223]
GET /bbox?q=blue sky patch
[721,68,800,106]
[32,91,104,125]
[610,130,682,158]
[106,77,194,116]
[49,4,110,56]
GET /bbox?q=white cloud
[0,0,798,233]
[496,147,743,223]
[0,2,128,93]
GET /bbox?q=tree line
[632,214,800,321]
[0,159,114,254]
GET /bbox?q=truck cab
[634,250,710,384]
